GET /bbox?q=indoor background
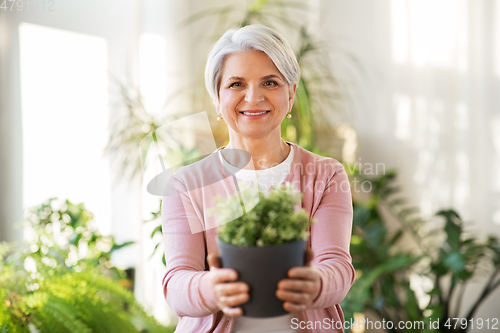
[1,1,499,332]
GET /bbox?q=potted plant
[211,182,313,317]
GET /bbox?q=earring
[217,115,223,121]
[287,112,292,119]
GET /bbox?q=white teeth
[242,111,268,115]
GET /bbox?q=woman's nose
[244,86,264,105]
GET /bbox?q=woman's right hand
[207,253,249,317]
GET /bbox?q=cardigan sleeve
[309,161,356,309]
[161,176,219,317]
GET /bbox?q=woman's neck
[224,135,290,170]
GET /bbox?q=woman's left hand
[276,248,321,313]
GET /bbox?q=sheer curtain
[318,0,500,324]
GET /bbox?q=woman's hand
[207,253,250,317]
[276,248,321,313]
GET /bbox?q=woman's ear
[213,98,220,115]
[289,83,298,108]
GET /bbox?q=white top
[218,144,294,192]
[217,143,298,333]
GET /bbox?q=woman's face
[216,50,296,141]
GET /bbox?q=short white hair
[205,24,300,102]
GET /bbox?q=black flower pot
[216,237,306,317]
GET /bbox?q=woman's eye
[229,82,242,88]
[264,81,278,87]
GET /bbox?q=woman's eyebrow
[225,74,284,83]
[262,74,284,81]
[226,76,244,82]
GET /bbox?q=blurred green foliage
[0,199,173,333]
[21,197,133,279]
[341,167,500,333]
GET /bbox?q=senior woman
[162,24,355,333]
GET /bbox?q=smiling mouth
[240,111,270,115]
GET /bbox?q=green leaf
[435,211,463,257]
[215,183,309,247]
[359,255,416,288]
[150,225,162,238]
[110,241,134,253]
[444,251,465,272]
[353,206,371,226]
[389,230,403,245]
[444,219,461,251]
[428,288,442,296]
[431,259,448,276]
[404,286,421,321]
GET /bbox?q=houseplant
[0,244,172,333]
[0,198,173,333]
[21,197,133,280]
[211,182,312,317]
[341,166,500,333]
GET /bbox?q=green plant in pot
[212,182,313,317]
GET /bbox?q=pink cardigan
[162,142,355,333]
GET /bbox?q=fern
[1,245,172,333]
[28,293,90,333]
[1,196,174,333]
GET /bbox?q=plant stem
[444,275,457,322]
[463,267,500,328]
[453,281,465,318]
[435,275,444,306]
